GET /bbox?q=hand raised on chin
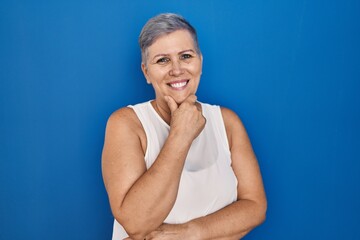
[165,95,206,143]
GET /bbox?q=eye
[180,53,193,60]
[156,57,170,64]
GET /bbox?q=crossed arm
[102,96,266,240]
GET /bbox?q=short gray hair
[139,13,201,66]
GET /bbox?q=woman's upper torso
[112,101,238,239]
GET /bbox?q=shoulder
[105,106,143,137]
[220,107,248,149]
[104,106,147,154]
[107,107,138,126]
[200,103,243,130]
[200,103,239,120]
[220,107,243,128]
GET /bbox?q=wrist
[167,130,193,148]
[184,220,202,240]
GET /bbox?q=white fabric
[112,101,238,239]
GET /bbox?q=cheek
[189,59,202,73]
[148,68,168,82]
[190,63,202,76]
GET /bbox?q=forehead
[147,30,195,56]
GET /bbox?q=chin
[172,94,193,104]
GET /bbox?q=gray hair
[139,13,201,66]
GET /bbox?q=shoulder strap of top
[201,103,231,158]
[127,101,154,160]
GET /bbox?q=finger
[164,96,178,114]
[194,102,202,112]
[184,94,197,104]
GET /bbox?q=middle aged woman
[102,13,267,240]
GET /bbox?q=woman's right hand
[165,95,206,142]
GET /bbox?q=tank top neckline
[147,100,170,129]
[146,100,205,130]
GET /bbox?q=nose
[169,59,184,76]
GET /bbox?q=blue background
[1,0,359,239]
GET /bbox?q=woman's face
[142,30,203,105]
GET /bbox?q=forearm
[211,230,250,240]
[188,199,266,240]
[119,133,192,238]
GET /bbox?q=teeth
[170,81,187,88]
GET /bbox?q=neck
[152,100,172,125]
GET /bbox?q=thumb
[164,96,178,114]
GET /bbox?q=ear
[141,62,151,84]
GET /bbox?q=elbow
[248,197,267,227]
[257,198,267,226]
[258,209,266,226]
[126,231,147,240]
[123,223,152,240]
[113,210,149,240]
[115,218,148,240]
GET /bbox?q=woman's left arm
[188,107,267,239]
[145,107,267,240]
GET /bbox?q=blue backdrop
[1,1,359,239]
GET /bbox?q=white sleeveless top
[112,101,238,239]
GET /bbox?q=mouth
[167,80,190,90]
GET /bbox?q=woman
[102,13,266,240]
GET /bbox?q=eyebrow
[152,49,196,60]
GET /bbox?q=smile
[167,80,189,90]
